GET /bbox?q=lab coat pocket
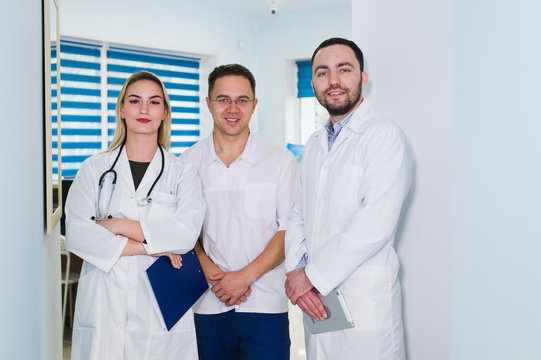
[74,265,102,327]
[339,266,391,332]
[147,191,178,220]
[330,164,363,204]
[147,311,198,359]
[244,182,277,220]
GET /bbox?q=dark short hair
[311,37,364,72]
[208,64,256,97]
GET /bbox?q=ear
[162,106,168,120]
[361,72,368,87]
[206,97,211,111]
[119,104,125,119]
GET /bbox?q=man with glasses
[284,38,412,359]
[181,64,298,360]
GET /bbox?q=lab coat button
[314,231,320,237]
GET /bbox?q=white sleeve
[65,161,128,273]
[139,163,206,255]
[284,169,309,272]
[276,152,300,231]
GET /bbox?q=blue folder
[146,249,209,331]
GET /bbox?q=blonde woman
[66,71,205,359]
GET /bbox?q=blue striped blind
[58,40,102,177]
[296,60,315,98]
[56,39,201,178]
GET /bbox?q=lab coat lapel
[135,147,165,197]
[330,99,377,152]
[315,128,328,152]
[112,147,136,193]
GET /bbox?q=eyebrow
[314,61,356,73]
[337,62,355,68]
[313,65,329,73]
[127,94,163,99]
[215,94,251,99]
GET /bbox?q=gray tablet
[303,288,355,334]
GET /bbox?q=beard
[315,82,362,116]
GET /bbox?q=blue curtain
[296,60,315,98]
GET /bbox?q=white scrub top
[285,99,412,360]
[181,133,299,314]
[66,146,206,360]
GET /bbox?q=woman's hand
[151,252,182,269]
[120,241,182,269]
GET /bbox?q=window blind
[106,46,200,156]
[296,60,315,98]
[55,38,201,178]
[56,40,103,178]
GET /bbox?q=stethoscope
[92,139,165,221]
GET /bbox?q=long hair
[107,71,172,151]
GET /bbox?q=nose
[328,70,340,86]
[227,100,240,111]
[140,101,149,114]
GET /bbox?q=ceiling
[191,0,351,15]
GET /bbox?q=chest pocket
[244,182,277,220]
[330,164,363,204]
[146,191,178,220]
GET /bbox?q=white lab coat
[285,99,412,360]
[66,146,205,360]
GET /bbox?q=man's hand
[296,289,327,321]
[285,267,314,305]
[210,271,253,306]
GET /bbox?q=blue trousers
[194,310,290,360]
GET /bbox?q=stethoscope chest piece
[138,197,152,206]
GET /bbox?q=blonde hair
[107,71,172,151]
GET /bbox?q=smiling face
[207,75,257,139]
[311,44,368,122]
[119,79,167,141]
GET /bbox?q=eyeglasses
[210,98,255,107]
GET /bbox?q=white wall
[452,1,541,359]
[62,0,257,65]
[0,0,62,359]
[353,0,453,358]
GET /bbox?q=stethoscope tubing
[94,139,164,220]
